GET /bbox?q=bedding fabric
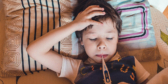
[0,0,73,77]
[0,5,168,83]
[0,0,163,78]
[71,0,161,62]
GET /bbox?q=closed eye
[107,38,113,40]
[89,38,113,41]
[89,38,97,41]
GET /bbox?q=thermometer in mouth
[102,56,112,84]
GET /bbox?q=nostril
[98,46,106,49]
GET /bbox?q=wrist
[65,21,78,31]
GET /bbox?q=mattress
[0,1,168,84]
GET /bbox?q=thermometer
[102,56,112,84]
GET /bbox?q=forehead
[84,18,117,35]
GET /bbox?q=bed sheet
[147,67,168,84]
[0,1,168,84]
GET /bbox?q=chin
[95,59,109,63]
[94,60,102,64]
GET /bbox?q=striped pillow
[0,0,73,77]
[72,0,161,62]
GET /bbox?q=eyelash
[89,38,113,41]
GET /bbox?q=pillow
[71,0,161,62]
[0,0,73,77]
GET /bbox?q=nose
[97,40,106,50]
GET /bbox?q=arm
[26,22,77,56]
[26,22,77,73]
[26,5,105,73]
[134,57,150,84]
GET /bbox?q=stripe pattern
[1,0,73,77]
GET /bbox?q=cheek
[84,42,95,50]
[83,39,95,47]
[108,39,118,49]
[83,41,96,55]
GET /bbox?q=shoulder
[119,56,150,83]
[62,56,82,65]
[128,56,150,84]
[57,56,83,83]
[61,56,83,73]
[121,56,135,60]
[118,56,136,66]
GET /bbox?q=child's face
[80,18,118,63]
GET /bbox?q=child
[26,0,150,84]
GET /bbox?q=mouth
[96,54,108,58]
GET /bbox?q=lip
[96,54,108,58]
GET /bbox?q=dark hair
[72,0,122,62]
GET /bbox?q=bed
[0,0,168,84]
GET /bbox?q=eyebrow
[107,31,114,33]
[86,31,114,35]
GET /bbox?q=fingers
[84,5,100,12]
[86,11,106,19]
[88,19,103,26]
[83,5,105,19]
[85,6,104,14]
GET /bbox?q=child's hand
[72,5,106,31]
